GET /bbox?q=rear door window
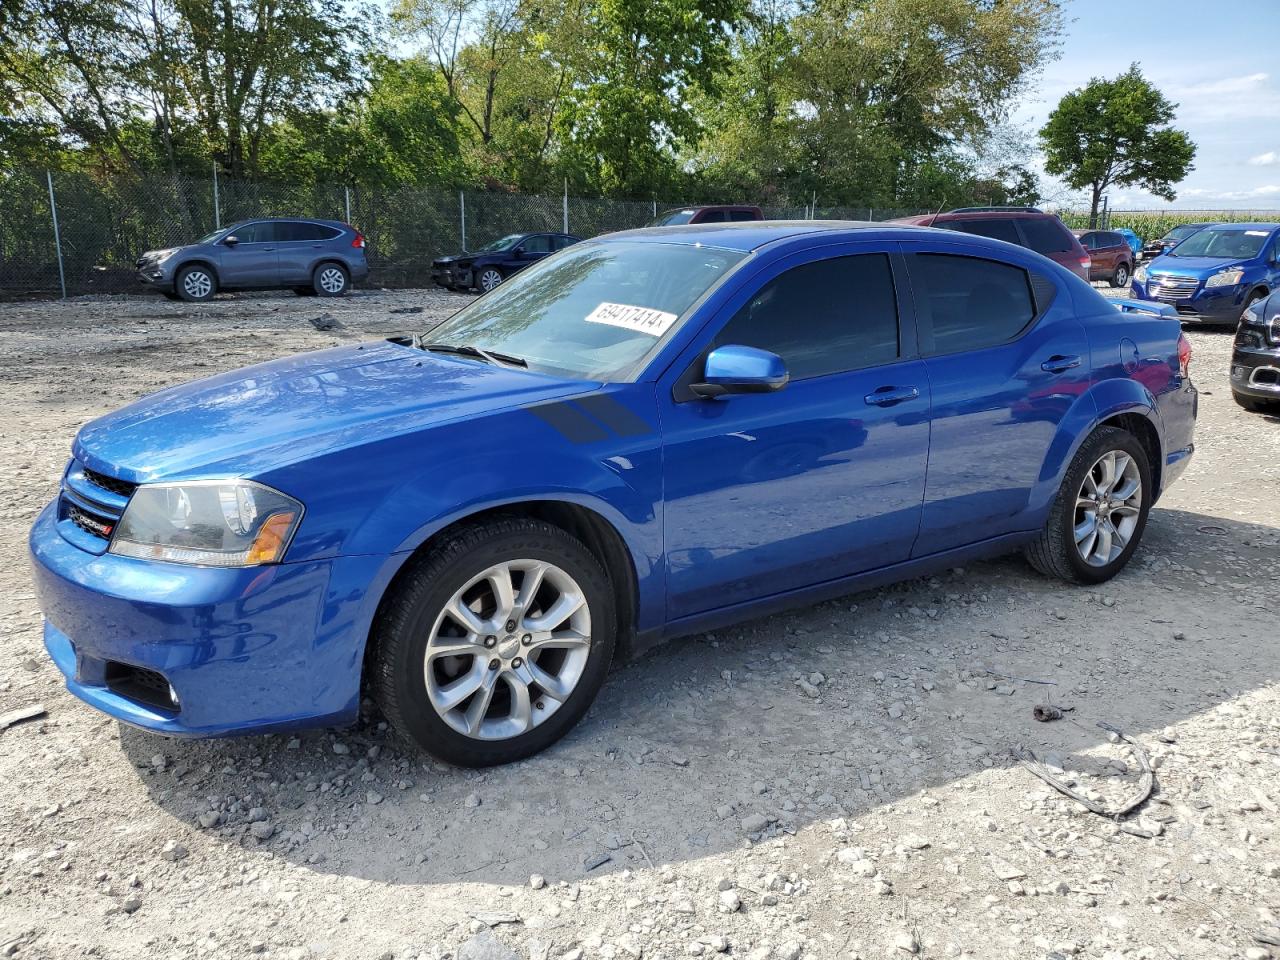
[521,235,552,254]
[1019,217,1075,254]
[697,210,728,223]
[711,253,900,379]
[942,218,1021,245]
[909,253,1037,355]
[729,210,758,222]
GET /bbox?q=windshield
[1161,225,1203,244]
[648,209,696,227]
[471,233,523,254]
[1169,228,1271,259]
[196,228,225,244]
[425,240,747,380]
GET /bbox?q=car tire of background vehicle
[313,263,349,297]
[1025,425,1152,585]
[1241,289,1268,323]
[370,518,617,767]
[477,268,503,293]
[175,265,216,302]
[1111,264,1130,288]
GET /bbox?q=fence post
[345,186,352,225]
[563,179,569,235]
[459,190,467,251]
[46,171,67,300]
[212,162,221,229]
[868,207,873,221]
[652,200,657,218]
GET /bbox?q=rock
[159,840,188,862]
[197,812,220,829]
[332,742,350,755]
[718,890,741,912]
[797,680,821,698]
[741,814,769,834]
[121,895,142,914]
[778,942,802,960]
[584,852,611,871]
[671,897,696,915]
[715,804,735,819]
[1245,950,1268,960]
[900,834,930,850]
[464,793,482,809]
[458,928,520,960]
[888,702,905,719]
[891,931,919,954]
[250,821,275,841]
[529,874,546,890]
[247,807,269,823]
[990,859,1024,880]
[366,791,384,805]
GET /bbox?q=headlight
[152,248,178,263]
[1133,265,1147,283]
[1204,268,1244,288]
[110,480,303,567]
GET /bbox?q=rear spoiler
[1111,298,1178,319]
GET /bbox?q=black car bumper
[1231,325,1280,399]
[431,262,472,289]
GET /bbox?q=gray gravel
[0,287,1277,960]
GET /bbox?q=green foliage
[1040,64,1196,225]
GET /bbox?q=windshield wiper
[419,340,528,368]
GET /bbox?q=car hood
[73,341,590,483]
[1148,256,1249,276]
[139,244,193,262]
[433,254,472,265]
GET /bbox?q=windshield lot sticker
[585,302,679,336]
[1246,230,1269,236]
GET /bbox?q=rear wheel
[371,518,616,766]
[1110,263,1130,288]
[314,263,349,297]
[175,265,216,302]
[1026,426,1152,584]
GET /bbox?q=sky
[1012,0,1280,210]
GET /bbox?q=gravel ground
[1,286,1278,960]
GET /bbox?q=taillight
[351,232,365,249]
[1178,332,1191,378]
[1079,257,1091,271]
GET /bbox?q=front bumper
[1231,344,1280,400]
[431,263,473,289]
[136,260,175,291]
[1130,278,1248,324]
[29,501,388,737]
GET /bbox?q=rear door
[900,240,1090,554]
[277,221,342,285]
[217,222,280,287]
[658,244,932,619]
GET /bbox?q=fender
[1027,376,1162,522]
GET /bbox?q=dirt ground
[0,286,1277,960]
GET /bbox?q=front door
[660,247,931,621]
[217,222,280,288]
[899,241,1090,555]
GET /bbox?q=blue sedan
[28,222,1199,766]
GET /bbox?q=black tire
[1025,425,1152,585]
[1233,391,1280,413]
[313,262,349,297]
[1110,263,1130,288]
[370,518,616,767]
[175,264,216,302]
[476,267,503,293]
[1241,289,1268,322]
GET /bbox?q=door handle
[1041,355,1081,373]
[262,246,276,252]
[864,386,920,407]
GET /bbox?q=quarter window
[942,218,1021,245]
[712,254,900,380]
[729,210,758,222]
[280,222,339,242]
[1020,217,1075,254]
[911,254,1036,355]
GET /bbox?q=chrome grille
[1147,274,1200,300]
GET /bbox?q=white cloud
[1178,72,1269,96]
[1249,151,1280,166]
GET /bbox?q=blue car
[1132,223,1280,325]
[29,222,1198,766]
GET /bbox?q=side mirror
[222,235,239,246]
[691,344,789,399]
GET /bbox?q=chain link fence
[10,168,1273,301]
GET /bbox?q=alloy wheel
[183,270,212,299]
[424,559,591,740]
[319,267,346,294]
[479,269,502,292]
[1073,449,1142,567]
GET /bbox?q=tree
[1040,64,1195,226]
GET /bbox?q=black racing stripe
[525,401,610,444]
[572,394,653,437]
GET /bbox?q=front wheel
[1110,264,1130,288]
[1025,426,1152,584]
[476,267,503,293]
[175,265,216,302]
[370,518,616,766]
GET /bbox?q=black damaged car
[1231,290,1280,411]
[431,232,580,293]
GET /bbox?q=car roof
[659,204,761,212]
[227,217,349,228]
[1199,222,1280,231]
[930,210,1058,221]
[596,219,980,254]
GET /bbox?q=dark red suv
[892,207,1092,281]
[648,205,764,226]
[1073,229,1135,288]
